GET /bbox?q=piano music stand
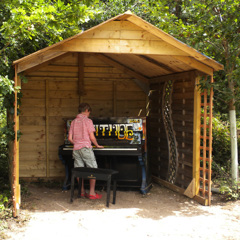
[70,167,118,207]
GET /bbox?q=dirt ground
[1,182,240,240]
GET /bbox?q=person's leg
[73,150,86,195]
[82,148,101,198]
[89,179,96,196]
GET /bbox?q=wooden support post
[113,81,117,116]
[202,89,207,198]
[193,76,201,196]
[78,53,85,97]
[13,66,21,217]
[45,80,49,177]
[208,75,214,205]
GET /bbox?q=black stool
[70,167,118,207]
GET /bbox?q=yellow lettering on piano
[125,130,134,140]
[114,124,119,136]
[119,125,125,139]
[117,130,134,140]
[101,124,108,136]
[117,131,125,140]
[109,124,112,136]
[95,125,99,136]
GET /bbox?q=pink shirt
[69,114,95,150]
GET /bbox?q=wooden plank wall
[20,79,46,177]
[148,72,195,189]
[147,82,169,180]
[171,73,195,188]
[19,52,146,178]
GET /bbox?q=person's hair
[78,103,92,113]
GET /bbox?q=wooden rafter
[173,56,214,76]
[132,79,150,95]
[150,70,197,83]
[23,52,70,74]
[94,53,150,94]
[138,55,175,73]
[16,51,67,74]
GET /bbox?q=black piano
[58,117,152,194]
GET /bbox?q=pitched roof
[13,11,223,75]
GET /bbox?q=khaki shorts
[72,148,98,168]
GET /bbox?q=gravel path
[2,183,240,240]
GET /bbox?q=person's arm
[89,132,104,148]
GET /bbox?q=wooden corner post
[193,76,201,198]
[13,65,21,217]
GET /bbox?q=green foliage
[1,0,98,45]
[0,191,12,237]
[212,113,240,167]
[0,194,10,216]
[0,108,11,222]
[212,114,240,200]
[178,0,240,113]
[0,77,15,190]
[0,195,9,212]
[219,181,240,201]
[0,191,12,221]
[0,0,101,216]
[212,114,231,166]
[0,0,100,78]
[83,0,179,32]
[213,158,240,201]
[212,114,240,165]
[0,76,14,115]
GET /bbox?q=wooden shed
[11,12,223,216]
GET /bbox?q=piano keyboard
[93,148,138,151]
[62,147,138,151]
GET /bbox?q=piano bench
[70,167,118,207]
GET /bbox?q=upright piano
[58,117,152,194]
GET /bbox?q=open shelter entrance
[11,12,223,216]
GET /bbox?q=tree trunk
[229,101,239,183]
